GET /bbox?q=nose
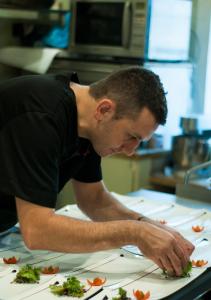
[122,139,140,156]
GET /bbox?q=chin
[98,149,114,157]
[104,150,116,157]
[102,153,113,158]
[93,144,115,157]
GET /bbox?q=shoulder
[0,73,75,117]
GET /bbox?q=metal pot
[180,117,199,135]
[172,135,211,170]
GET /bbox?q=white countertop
[0,190,210,300]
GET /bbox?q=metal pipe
[184,160,211,185]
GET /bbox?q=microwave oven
[69,0,151,59]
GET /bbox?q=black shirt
[0,72,102,231]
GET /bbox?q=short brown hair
[89,66,167,125]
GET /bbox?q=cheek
[100,132,114,147]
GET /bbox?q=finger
[173,243,189,269]
[175,233,195,256]
[167,251,183,277]
[160,255,176,276]
[184,240,195,255]
[170,234,190,262]
[153,257,176,277]
[153,257,165,271]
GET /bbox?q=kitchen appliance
[176,160,211,202]
[69,0,151,59]
[179,116,198,135]
[172,135,211,170]
[172,117,211,171]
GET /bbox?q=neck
[70,82,96,139]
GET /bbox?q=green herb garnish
[13,265,41,283]
[162,261,192,278]
[181,261,192,277]
[50,276,85,297]
[112,287,131,300]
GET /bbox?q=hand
[136,222,192,276]
[158,223,195,257]
[140,216,195,257]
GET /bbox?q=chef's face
[91,103,158,157]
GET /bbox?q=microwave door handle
[122,1,132,48]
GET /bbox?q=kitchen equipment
[172,116,211,171]
[184,160,211,185]
[172,135,211,171]
[180,116,199,135]
[69,0,150,59]
[0,0,54,9]
[139,133,163,149]
[176,160,211,202]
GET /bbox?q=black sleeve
[0,112,61,208]
[73,148,102,183]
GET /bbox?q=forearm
[16,197,194,277]
[16,196,139,253]
[25,213,138,253]
[79,189,141,222]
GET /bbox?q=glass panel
[75,2,124,46]
[148,0,192,60]
[204,19,211,114]
[145,62,192,148]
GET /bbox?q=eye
[125,134,133,140]
[126,134,139,142]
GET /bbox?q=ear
[94,99,115,121]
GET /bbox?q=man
[0,67,194,276]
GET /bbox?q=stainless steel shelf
[0,7,67,26]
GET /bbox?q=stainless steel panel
[176,183,211,203]
[69,0,150,59]
[48,58,132,84]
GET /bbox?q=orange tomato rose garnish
[192,260,208,267]
[3,256,19,264]
[133,289,150,300]
[87,277,106,286]
[159,220,167,225]
[192,225,204,232]
[41,266,60,274]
